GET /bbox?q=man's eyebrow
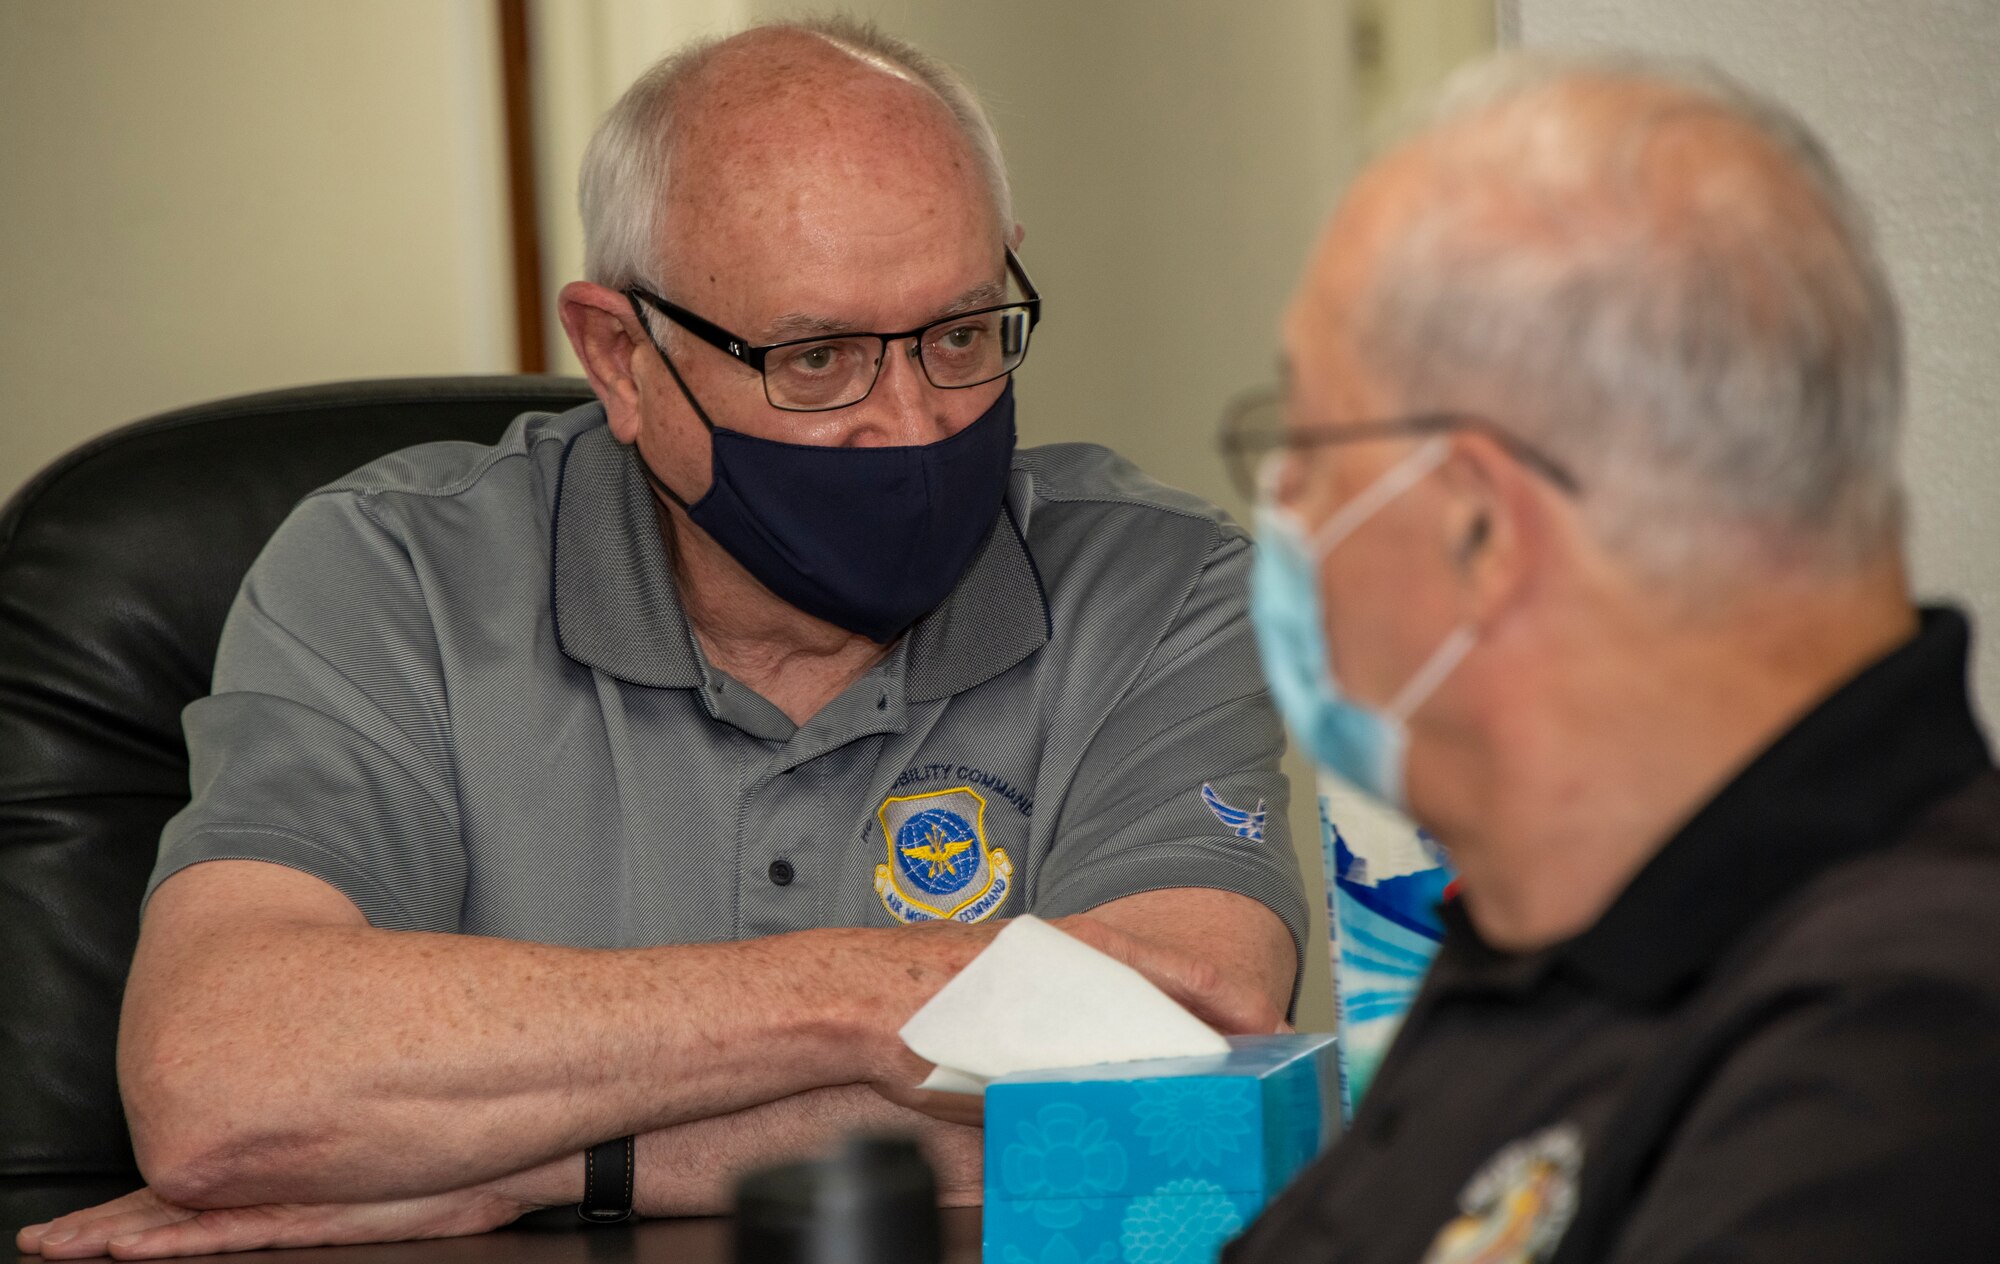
[932,279,1008,319]
[758,312,851,342]
[757,279,1010,344]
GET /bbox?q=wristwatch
[577,1135,635,1224]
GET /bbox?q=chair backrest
[0,376,596,1229]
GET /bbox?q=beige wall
[527,0,745,373]
[1507,0,2000,723]
[0,0,514,501]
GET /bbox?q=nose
[849,336,951,448]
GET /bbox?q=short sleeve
[149,490,466,930]
[1032,529,1309,987]
[1606,976,2000,1262]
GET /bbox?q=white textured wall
[0,1,514,500]
[1509,0,2000,721]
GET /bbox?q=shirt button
[768,858,795,886]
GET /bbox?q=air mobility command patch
[875,786,1014,924]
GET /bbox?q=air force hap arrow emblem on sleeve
[874,786,1013,924]
[1200,782,1266,843]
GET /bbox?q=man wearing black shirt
[1225,53,2000,1262]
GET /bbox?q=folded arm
[117,861,1284,1212]
[19,1084,977,1260]
[120,859,983,1208]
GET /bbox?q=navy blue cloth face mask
[634,374,1017,645]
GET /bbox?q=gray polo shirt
[152,402,1307,977]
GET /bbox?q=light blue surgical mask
[1249,438,1476,810]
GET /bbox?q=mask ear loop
[626,290,723,436]
[1296,436,1471,725]
[1308,436,1453,558]
[1380,441,1482,725]
[625,291,721,513]
[1386,624,1476,725]
[1258,434,1474,728]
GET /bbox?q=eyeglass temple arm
[630,289,762,368]
[1216,411,1583,497]
[1005,247,1043,315]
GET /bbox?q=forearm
[124,931,814,1197]
[502,1085,985,1217]
[122,866,999,1207]
[16,1088,985,1263]
[486,890,1289,1219]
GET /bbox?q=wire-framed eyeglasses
[1216,385,1582,502]
[627,248,1041,413]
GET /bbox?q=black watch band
[577,1135,635,1224]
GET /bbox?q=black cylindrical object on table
[733,1134,942,1264]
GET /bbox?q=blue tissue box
[983,1033,1339,1264]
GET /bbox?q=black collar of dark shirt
[1438,606,1992,1006]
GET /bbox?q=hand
[1053,912,1286,1037]
[15,1181,534,1260]
[871,909,1285,1127]
[870,1077,986,1128]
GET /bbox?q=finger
[871,1080,985,1129]
[26,1188,158,1247]
[103,1206,311,1260]
[915,1092,985,1129]
[38,1204,200,1261]
[27,1191,181,1257]
[903,1087,986,1128]
[102,1195,521,1260]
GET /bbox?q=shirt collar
[1436,606,1991,1005]
[551,418,1050,699]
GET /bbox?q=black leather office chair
[0,376,596,1231]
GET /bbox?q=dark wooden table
[15,1209,982,1264]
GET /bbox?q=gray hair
[1357,51,1905,578]
[578,15,1014,293]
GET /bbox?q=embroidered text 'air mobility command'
[874,787,1014,924]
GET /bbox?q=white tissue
[898,914,1229,1095]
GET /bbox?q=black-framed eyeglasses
[626,248,1042,413]
[1216,385,1583,501]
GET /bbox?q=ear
[1008,221,1026,251]
[1437,431,1550,630]
[558,281,649,445]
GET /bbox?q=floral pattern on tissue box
[984,1034,1339,1264]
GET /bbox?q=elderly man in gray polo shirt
[18,17,1305,1259]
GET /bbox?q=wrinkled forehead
[657,42,1000,281]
